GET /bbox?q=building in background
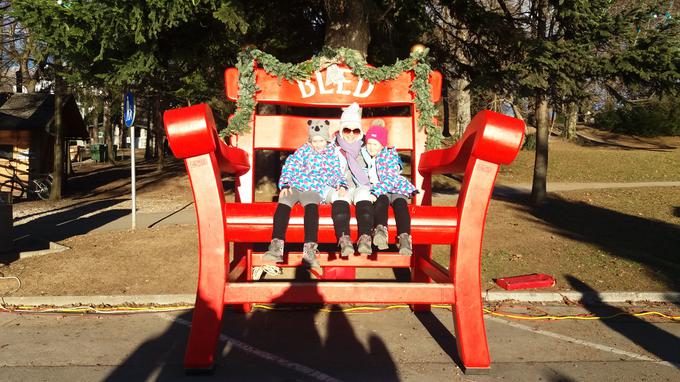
[0,92,88,193]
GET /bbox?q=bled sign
[124,91,135,128]
[295,65,374,98]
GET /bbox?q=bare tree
[0,5,44,93]
[50,65,64,200]
[103,92,115,165]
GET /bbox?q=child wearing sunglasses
[263,119,348,275]
[327,102,376,256]
[362,119,417,256]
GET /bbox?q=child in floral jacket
[263,119,347,274]
[361,119,417,255]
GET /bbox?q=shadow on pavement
[545,372,579,382]
[105,268,399,381]
[2,199,129,265]
[414,311,463,368]
[67,159,186,200]
[566,275,680,369]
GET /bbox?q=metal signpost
[124,91,136,230]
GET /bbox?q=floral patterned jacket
[362,147,417,197]
[278,143,347,196]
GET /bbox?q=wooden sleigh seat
[163,62,524,374]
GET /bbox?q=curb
[484,291,680,303]
[2,291,680,307]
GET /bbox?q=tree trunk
[103,95,115,164]
[66,140,72,176]
[456,77,471,135]
[50,69,64,201]
[119,114,126,156]
[145,98,153,160]
[91,105,100,144]
[530,0,550,206]
[323,0,371,55]
[453,22,471,135]
[153,96,165,171]
[20,50,35,92]
[510,99,524,121]
[530,95,549,206]
[563,102,578,140]
[445,79,459,139]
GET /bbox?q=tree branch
[495,0,515,26]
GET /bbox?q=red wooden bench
[163,63,524,375]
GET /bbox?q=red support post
[450,158,499,371]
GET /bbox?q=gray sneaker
[357,234,372,255]
[397,233,412,256]
[338,235,354,258]
[373,225,389,250]
[302,242,323,275]
[263,238,284,263]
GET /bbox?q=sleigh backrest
[224,63,442,204]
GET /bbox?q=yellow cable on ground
[0,302,678,321]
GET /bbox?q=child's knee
[299,190,322,206]
[353,186,373,203]
[392,197,408,209]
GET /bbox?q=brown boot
[397,233,412,256]
[357,234,372,255]
[302,242,323,275]
[373,225,389,250]
[263,238,284,263]
[338,235,354,258]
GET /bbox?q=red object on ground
[495,274,556,290]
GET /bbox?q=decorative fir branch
[222,47,442,149]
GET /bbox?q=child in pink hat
[361,119,417,255]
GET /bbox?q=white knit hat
[340,102,362,129]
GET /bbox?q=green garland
[224,47,442,149]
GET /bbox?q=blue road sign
[124,91,135,127]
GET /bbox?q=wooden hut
[0,93,88,195]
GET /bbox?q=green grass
[430,186,680,292]
[498,139,680,183]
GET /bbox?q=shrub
[522,133,536,150]
[594,96,680,136]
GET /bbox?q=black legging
[374,195,411,235]
[332,199,374,239]
[332,200,350,239]
[271,203,291,240]
[272,203,319,243]
[355,200,374,236]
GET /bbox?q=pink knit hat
[365,119,388,147]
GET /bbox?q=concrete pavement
[1,304,678,381]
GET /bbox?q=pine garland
[224,47,442,149]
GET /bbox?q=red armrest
[418,110,525,175]
[164,103,250,176]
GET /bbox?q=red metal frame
[163,64,524,375]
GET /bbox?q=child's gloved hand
[280,188,291,198]
[337,186,347,198]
